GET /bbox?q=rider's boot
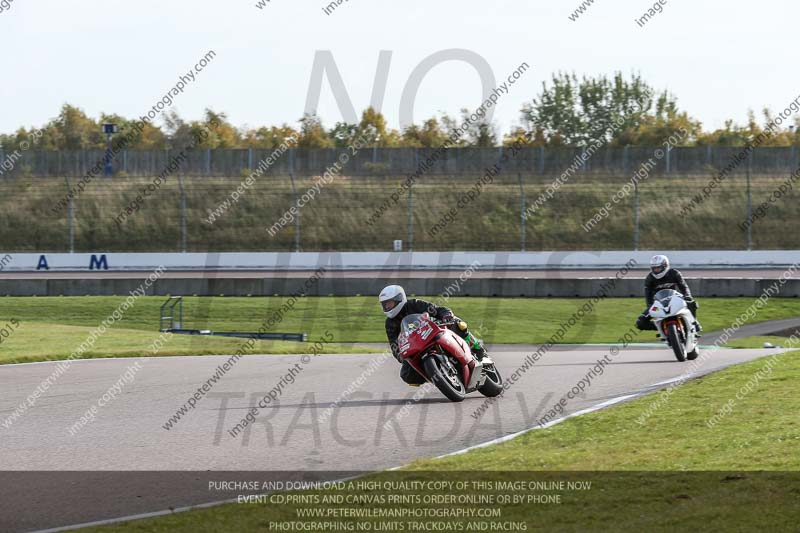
[694,321,703,334]
[465,332,487,360]
[455,320,487,361]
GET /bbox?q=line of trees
[2,72,798,152]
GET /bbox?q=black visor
[381,295,403,312]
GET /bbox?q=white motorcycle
[648,289,699,362]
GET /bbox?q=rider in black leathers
[379,285,486,385]
[636,255,702,332]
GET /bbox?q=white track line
[433,393,641,459]
[33,497,241,533]
[0,354,293,369]
[33,473,367,533]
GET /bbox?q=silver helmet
[379,285,407,319]
[650,255,670,279]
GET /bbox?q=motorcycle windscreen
[401,313,424,334]
[654,289,680,308]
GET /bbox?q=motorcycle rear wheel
[423,355,466,402]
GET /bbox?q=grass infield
[1,296,799,364]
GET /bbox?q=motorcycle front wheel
[478,362,503,398]
[423,355,466,402]
[667,324,686,362]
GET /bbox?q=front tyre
[478,362,503,397]
[667,324,686,362]
[423,355,466,402]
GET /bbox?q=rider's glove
[390,343,402,363]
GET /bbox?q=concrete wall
[2,277,798,298]
[2,250,800,272]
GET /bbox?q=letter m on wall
[89,254,109,270]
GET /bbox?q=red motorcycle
[397,313,503,402]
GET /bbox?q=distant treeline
[2,72,799,153]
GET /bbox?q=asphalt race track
[0,343,788,532]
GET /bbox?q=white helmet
[650,255,670,279]
[379,285,407,319]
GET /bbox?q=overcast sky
[2,0,798,136]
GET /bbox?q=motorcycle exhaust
[466,359,485,390]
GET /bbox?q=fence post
[518,173,526,252]
[746,150,753,250]
[248,148,254,171]
[205,149,212,175]
[666,144,671,174]
[407,185,414,252]
[289,148,300,252]
[623,145,629,175]
[408,150,417,251]
[539,146,545,174]
[633,180,640,251]
[178,175,187,253]
[64,176,74,253]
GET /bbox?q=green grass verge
[80,351,800,532]
[1,296,798,364]
[2,295,799,342]
[0,323,377,365]
[413,351,800,471]
[723,335,800,349]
